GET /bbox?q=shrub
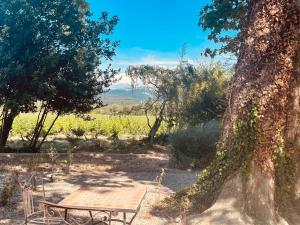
[46,145,59,182]
[110,124,121,140]
[70,127,85,137]
[169,120,220,169]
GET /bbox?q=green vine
[163,102,259,212]
[163,101,298,221]
[274,129,297,214]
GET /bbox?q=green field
[11,113,167,138]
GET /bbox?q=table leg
[123,212,126,225]
[127,211,138,225]
[64,209,68,220]
[109,212,111,225]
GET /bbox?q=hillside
[102,86,151,105]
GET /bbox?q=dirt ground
[0,150,197,225]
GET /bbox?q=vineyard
[11,113,168,139]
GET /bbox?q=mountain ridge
[102,86,151,105]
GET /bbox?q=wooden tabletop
[58,187,147,213]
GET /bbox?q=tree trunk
[216,0,300,224]
[0,111,16,151]
[28,108,48,152]
[28,108,61,152]
[148,116,164,144]
[147,102,166,144]
[37,113,60,150]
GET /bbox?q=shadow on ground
[0,151,197,225]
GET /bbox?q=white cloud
[117,56,179,67]
[110,72,143,89]
[108,46,236,70]
[114,47,181,68]
[107,47,236,90]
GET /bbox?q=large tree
[169,0,300,224]
[227,1,299,222]
[27,8,118,151]
[0,0,42,148]
[0,0,118,151]
[127,65,182,143]
[216,0,300,222]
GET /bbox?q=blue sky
[87,0,236,87]
[87,0,221,69]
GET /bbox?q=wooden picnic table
[57,187,147,225]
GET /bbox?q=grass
[11,113,168,139]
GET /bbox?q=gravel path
[0,153,197,225]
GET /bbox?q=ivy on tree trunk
[168,1,300,224]
[211,0,300,223]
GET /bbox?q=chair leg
[64,209,68,220]
[123,212,126,225]
[89,210,94,222]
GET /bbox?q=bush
[169,120,220,169]
[45,145,59,182]
[70,127,86,137]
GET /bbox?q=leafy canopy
[126,65,183,137]
[127,65,181,106]
[199,0,248,57]
[0,0,119,149]
[179,64,232,125]
[127,62,232,129]
[0,0,119,114]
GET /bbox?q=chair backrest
[21,184,35,218]
[18,175,46,219]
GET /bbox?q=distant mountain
[102,87,152,105]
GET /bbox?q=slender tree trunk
[0,110,17,151]
[148,116,164,144]
[216,0,300,223]
[29,107,48,151]
[147,102,166,144]
[37,112,60,150]
[28,109,61,152]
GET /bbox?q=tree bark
[147,102,166,144]
[37,112,60,150]
[29,107,48,152]
[148,116,163,144]
[216,0,300,224]
[0,111,17,150]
